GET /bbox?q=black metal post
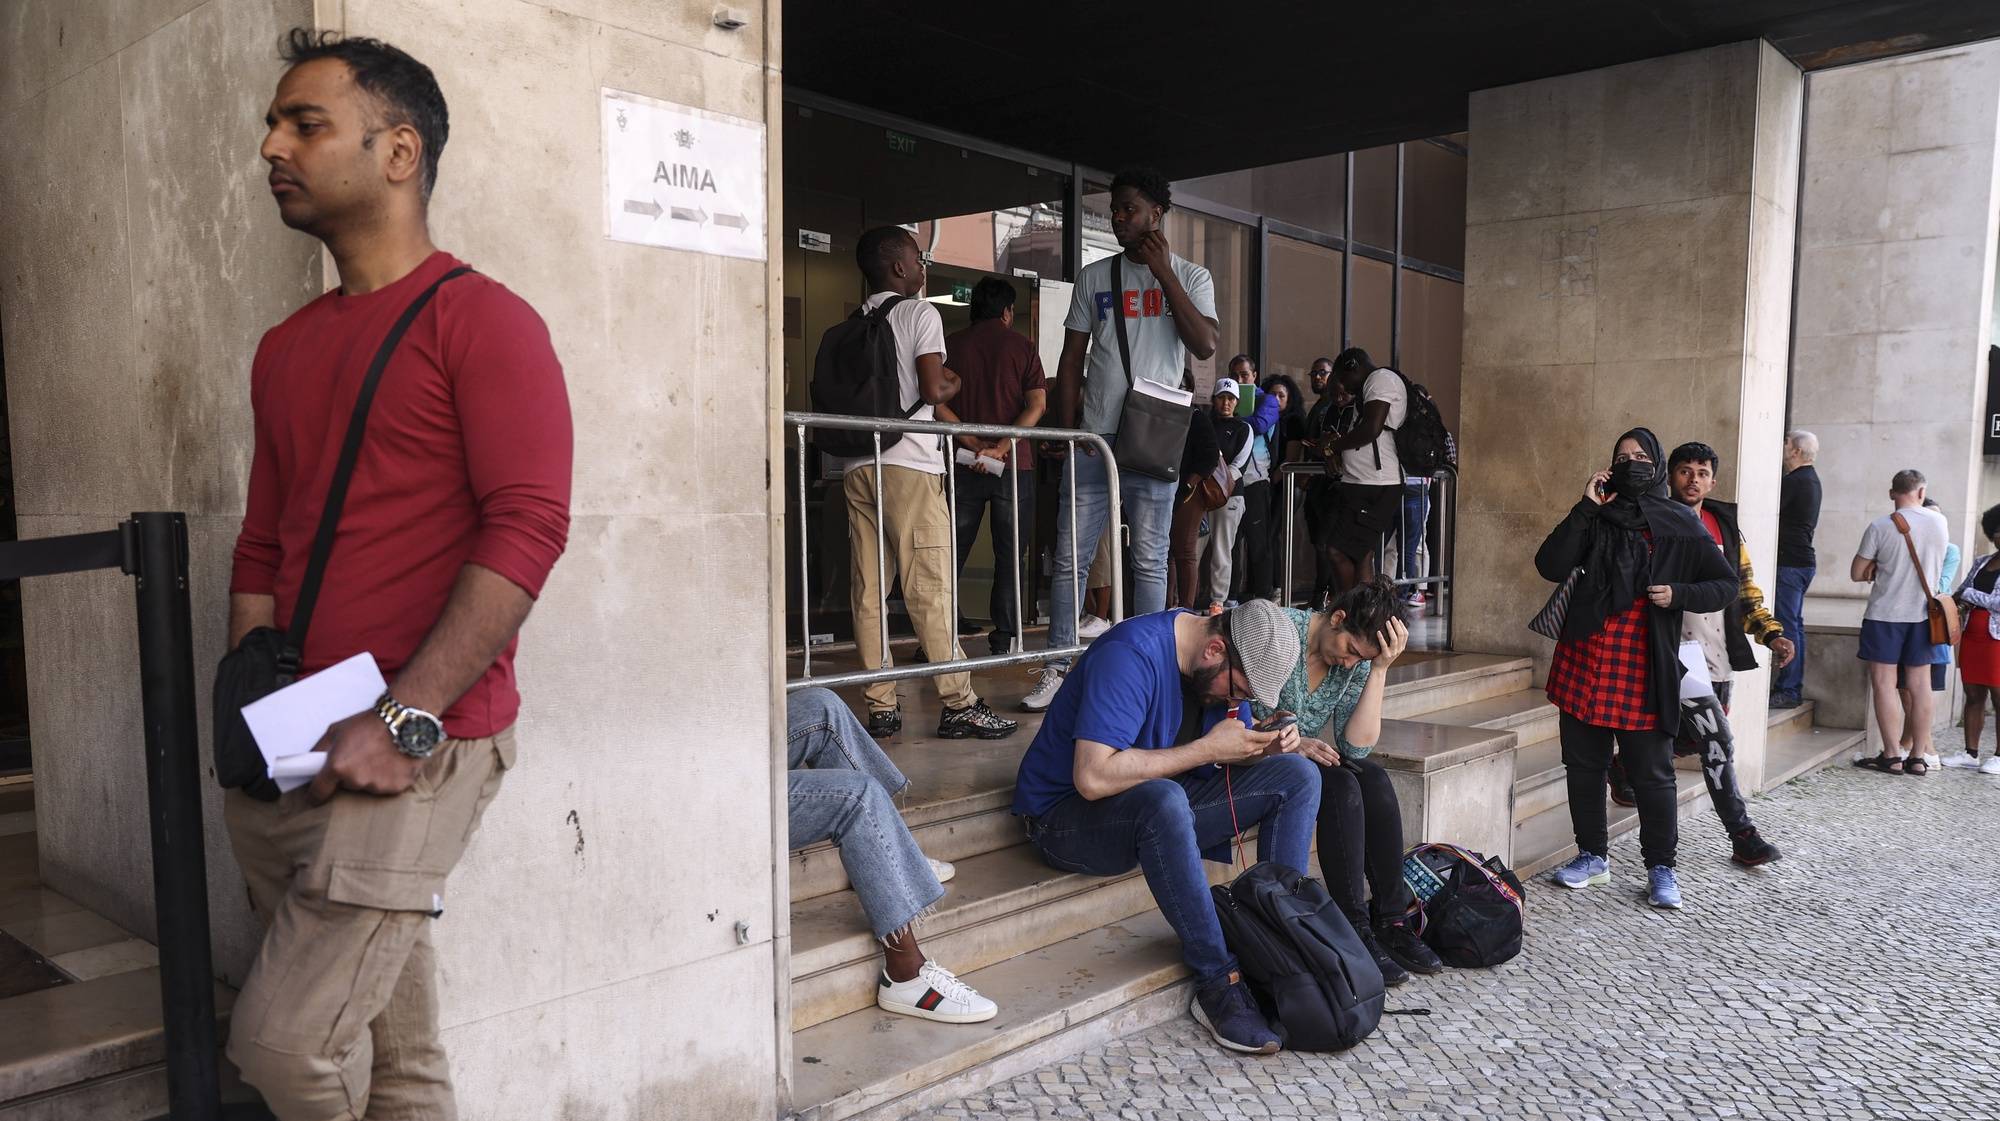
[129,512,222,1121]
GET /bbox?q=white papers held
[1676,641,1715,700]
[240,652,388,792]
[1129,377,1194,409]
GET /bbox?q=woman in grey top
[1253,577,1442,985]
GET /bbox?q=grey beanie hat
[1225,599,1300,709]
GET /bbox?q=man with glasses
[1011,600,1320,1054]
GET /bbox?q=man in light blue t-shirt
[1024,167,1220,712]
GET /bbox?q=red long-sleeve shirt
[230,252,572,738]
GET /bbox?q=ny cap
[1225,599,1300,710]
[1213,377,1241,399]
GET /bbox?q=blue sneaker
[1191,972,1281,1055]
[1645,865,1683,910]
[1548,851,1610,889]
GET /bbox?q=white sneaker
[1942,752,1982,770]
[877,960,998,1023]
[1077,614,1112,640]
[1922,752,1942,770]
[1981,756,2000,776]
[1022,666,1064,712]
[927,857,956,885]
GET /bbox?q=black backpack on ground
[1211,861,1385,1051]
[809,295,919,457]
[1377,368,1457,476]
[1400,843,1525,967]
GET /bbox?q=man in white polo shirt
[841,226,1017,742]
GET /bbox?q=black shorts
[1324,483,1402,562]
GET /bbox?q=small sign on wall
[601,88,766,261]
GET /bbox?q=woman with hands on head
[1251,576,1440,987]
[1534,428,1737,912]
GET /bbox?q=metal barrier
[1278,464,1456,639]
[0,515,267,1120]
[785,412,1121,693]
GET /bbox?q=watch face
[397,715,444,756]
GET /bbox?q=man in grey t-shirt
[1024,167,1220,712]
[1852,468,1951,772]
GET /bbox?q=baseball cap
[1213,377,1241,399]
[1225,600,1300,710]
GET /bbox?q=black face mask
[1607,458,1657,499]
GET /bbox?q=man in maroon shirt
[940,277,1046,655]
[222,31,571,1119]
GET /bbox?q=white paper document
[1129,377,1194,408]
[240,652,388,792]
[1676,641,1715,700]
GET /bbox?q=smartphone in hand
[1253,713,1299,734]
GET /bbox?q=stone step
[0,966,238,1109]
[790,844,1163,1031]
[1511,737,1569,823]
[1512,770,1709,879]
[1764,726,1865,789]
[1381,654,1535,721]
[1766,699,1816,739]
[1404,689,1560,748]
[790,911,1190,1121]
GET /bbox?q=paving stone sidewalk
[933,730,2000,1120]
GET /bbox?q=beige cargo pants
[223,730,514,1120]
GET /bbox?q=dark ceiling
[784,0,2000,178]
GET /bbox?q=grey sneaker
[1022,666,1064,712]
[1549,851,1610,889]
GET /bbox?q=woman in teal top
[1252,577,1442,984]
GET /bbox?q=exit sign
[885,129,917,156]
[952,282,973,304]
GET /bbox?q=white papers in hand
[1130,378,1194,408]
[240,652,388,792]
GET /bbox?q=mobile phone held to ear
[1253,713,1298,734]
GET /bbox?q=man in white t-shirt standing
[1316,347,1408,595]
[1024,168,1220,711]
[1852,468,1951,773]
[842,226,1018,741]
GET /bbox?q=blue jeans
[1025,755,1321,985]
[1774,565,1813,695]
[786,688,943,939]
[1047,445,1177,668]
[1400,480,1430,588]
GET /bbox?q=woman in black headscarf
[1532,427,1736,910]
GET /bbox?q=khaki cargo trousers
[223,730,514,1120]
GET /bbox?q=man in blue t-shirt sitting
[1012,600,1320,1054]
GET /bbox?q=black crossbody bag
[1106,254,1194,482]
[212,267,472,801]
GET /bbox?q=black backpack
[1400,843,1525,967]
[809,295,919,457]
[1376,369,1457,476]
[1211,861,1385,1051]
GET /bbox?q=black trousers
[1315,754,1414,930]
[1609,681,1753,836]
[1237,479,1273,600]
[952,467,1036,653]
[1561,713,1678,868]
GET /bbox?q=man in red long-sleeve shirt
[222,30,570,1119]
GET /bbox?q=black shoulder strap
[281,265,474,672]
[1108,255,1135,387]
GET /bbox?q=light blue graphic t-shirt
[1065,252,1217,436]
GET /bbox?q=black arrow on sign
[623,199,662,219]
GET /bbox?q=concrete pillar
[1455,41,1803,792]
[1789,41,2000,746]
[2,0,788,1115]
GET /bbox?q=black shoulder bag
[1105,254,1194,482]
[212,266,472,800]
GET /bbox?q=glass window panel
[1163,208,1253,397]
[1180,155,1346,236]
[1265,236,1343,385]
[1348,255,1394,365]
[1402,141,1467,271]
[1351,145,1398,251]
[1398,270,1464,431]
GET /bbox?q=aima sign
[601,88,767,261]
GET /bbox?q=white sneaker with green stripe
[877,960,998,1024]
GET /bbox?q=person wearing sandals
[1534,429,1737,909]
[1943,504,2000,775]
[1895,497,1959,770]
[1852,470,1951,777]
[1252,576,1445,987]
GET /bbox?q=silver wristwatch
[375,691,445,759]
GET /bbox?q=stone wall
[1455,42,1803,785]
[1791,41,2000,603]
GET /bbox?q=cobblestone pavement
[933,729,2000,1120]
